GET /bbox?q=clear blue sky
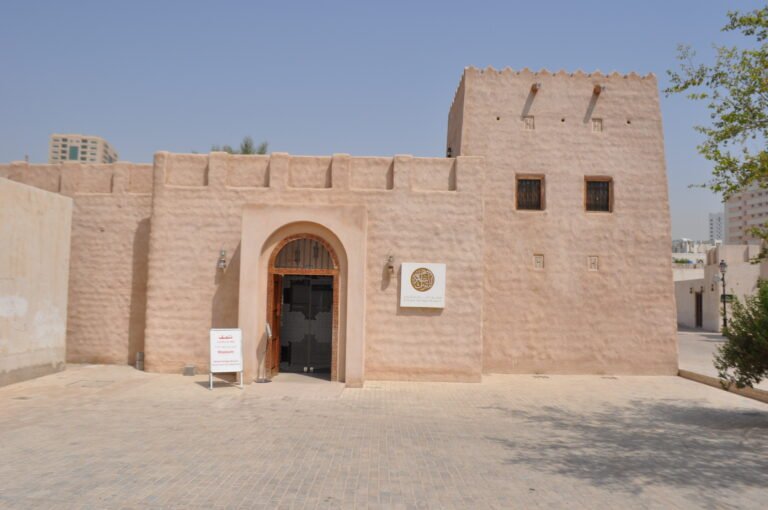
[1,0,763,239]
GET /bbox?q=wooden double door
[268,274,333,378]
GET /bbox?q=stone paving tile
[0,366,766,509]
[678,329,768,390]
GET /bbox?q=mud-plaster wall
[674,279,704,330]
[701,244,765,332]
[143,152,485,381]
[451,67,678,374]
[446,72,465,158]
[0,162,152,365]
[0,179,71,386]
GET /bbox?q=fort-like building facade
[0,67,678,385]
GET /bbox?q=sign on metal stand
[209,328,244,390]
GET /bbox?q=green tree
[212,136,268,155]
[714,280,768,388]
[666,6,768,253]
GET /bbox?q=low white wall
[674,279,704,329]
[673,267,704,282]
[0,178,72,386]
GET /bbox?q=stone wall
[450,67,678,374]
[0,162,152,365]
[143,152,485,381]
[0,179,72,386]
[674,279,705,329]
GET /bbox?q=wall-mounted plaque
[400,263,446,308]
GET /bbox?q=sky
[1,0,764,239]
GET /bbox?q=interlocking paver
[0,366,766,509]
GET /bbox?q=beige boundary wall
[0,179,72,386]
[0,162,153,366]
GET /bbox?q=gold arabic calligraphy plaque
[410,267,435,292]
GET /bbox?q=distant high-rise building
[48,134,118,164]
[724,183,768,243]
[708,212,724,243]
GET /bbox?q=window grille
[274,238,335,270]
[586,179,611,212]
[517,178,543,210]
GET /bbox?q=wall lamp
[531,82,541,93]
[217,249,227,270]
[386,255,395,276]
[593,84,604,95]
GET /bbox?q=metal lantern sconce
[593,84,604,95]
[386,255,395,276]
[217,249,227,270]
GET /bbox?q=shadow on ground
[482,400,768,495]
[678,327,726,342]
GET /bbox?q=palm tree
[212,136,268,154]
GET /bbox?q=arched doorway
[266,234,340,381]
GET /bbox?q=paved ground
[678,328,768,391]
[1,366,767,509]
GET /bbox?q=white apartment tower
[725,183,768,243]
[708,212,724,243]
[48,134,118,164]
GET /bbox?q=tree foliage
[666,6,768,248]
[714,280,768,388]
[212,136,268,155]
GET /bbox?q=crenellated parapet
[0,161,153,196]
[153,152,484,194]
[464,65,655,80]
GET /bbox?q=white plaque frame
[209,328,244,390]
[400,263,446,308]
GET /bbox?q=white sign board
[400,263,446,308]
[210,328,243,377]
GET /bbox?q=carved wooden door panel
[270,274,282,374]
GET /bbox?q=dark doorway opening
[278,275,333,379]
[695,291,703,328]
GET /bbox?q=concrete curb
[678,369,768,404]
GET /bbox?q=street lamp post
[719,259,728,330]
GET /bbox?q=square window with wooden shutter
[516,176,545,210]
[585,177,612,212]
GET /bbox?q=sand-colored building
[725,183,768,244]
[0,67,678,385]
[49,134,118,164]
[675,244,767,332]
